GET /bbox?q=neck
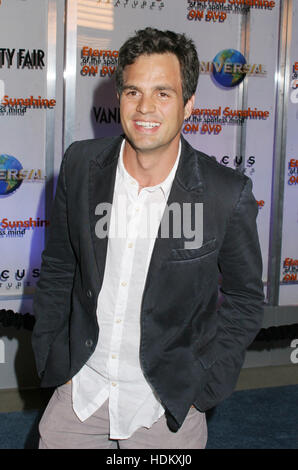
[123,138,180,188]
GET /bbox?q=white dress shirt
[72,139,181,439]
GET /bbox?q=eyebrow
[122,84,177,94]
[122,85,139,92]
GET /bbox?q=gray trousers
[38,383,207,449]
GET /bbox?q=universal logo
[291,62,298,104]
[201,49,266,89]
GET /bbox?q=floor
[1,364,298,413]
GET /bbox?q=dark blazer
[32,135,264,432]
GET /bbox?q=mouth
[134,120,161,130]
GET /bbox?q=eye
[125,89,139,97]
[158,91,169,98]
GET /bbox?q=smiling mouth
[135,121,161,129]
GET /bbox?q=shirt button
[111,354,117,359]
[85,339,93,348]
[111,382,117,387]
[86,290,92,298]
[121,281,127,286]
[128,242,133,248]
[116,318,122,323]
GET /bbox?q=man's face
[119,53,194,155]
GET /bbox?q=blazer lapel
[89,136,123,289]
[141,136,205,311]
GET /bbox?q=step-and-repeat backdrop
[0,0,297,386]
[72,0,287,300]
[279,3,298,305]
[0,1,48,298]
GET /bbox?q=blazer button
[86,289,93,298]
[85,339,93,348]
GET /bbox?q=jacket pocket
[169,238,217,262]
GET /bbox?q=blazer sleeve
[32,144,77,378]
[195,177,264,412]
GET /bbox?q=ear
[184,94,195,120]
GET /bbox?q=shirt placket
[107,186,148,435]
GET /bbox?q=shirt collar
[118,138,181,200]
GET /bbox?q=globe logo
[212,49,247,88]
[0,154,23,196]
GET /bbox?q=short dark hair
[115,27,200,105]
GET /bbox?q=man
[32,28,264,449]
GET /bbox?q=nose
[136,94,156,114]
